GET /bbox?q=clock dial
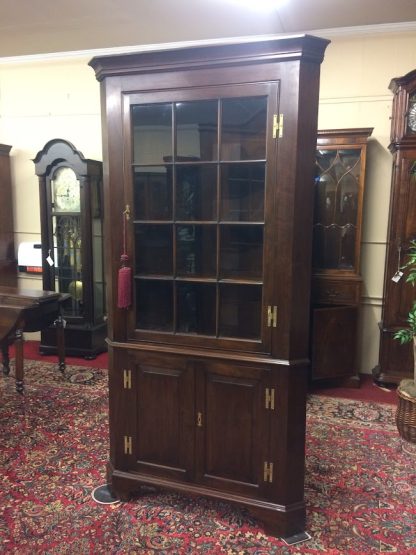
[52,167,80,212]
[408,102,416,133]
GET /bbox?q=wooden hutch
[311,128,372,386]
[90,35,329,539]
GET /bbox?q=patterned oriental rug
[0,361,415,554]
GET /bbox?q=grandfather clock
[34,139,106,358]
[374,69,416,384]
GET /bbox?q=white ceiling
[0,0,415,58]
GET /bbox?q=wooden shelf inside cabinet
[310,128,373,387]
[90,35,329,540]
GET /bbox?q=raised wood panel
[196,362,267,497]
[311,305,358,380]
[134,358,194,481]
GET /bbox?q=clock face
[52,167,80,212]
[408,102,416,133]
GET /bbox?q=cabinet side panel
[272,60,322,360]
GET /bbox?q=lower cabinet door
[195,360,270,498]
[132,352,195,482]
[311,304,358,381]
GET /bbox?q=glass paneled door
[313,148,362,271]
[51,166,83,318]
[129,85,278,352]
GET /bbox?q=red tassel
[117,254,132,309]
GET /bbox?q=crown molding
[0,21,415,65]
[313,20,416,39]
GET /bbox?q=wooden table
[0,286,69,393]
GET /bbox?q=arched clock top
[33,138,101,177]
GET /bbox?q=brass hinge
[272,114,283,139]
[265,387,275,410]
[263,461,274,483]
[197,412,203,427]
[124,435,132,455]
[267,305,277,328]
[123,369,132,389]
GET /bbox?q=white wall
[1,30,416,371]
[0,56,101,291]
[317,29,416,373]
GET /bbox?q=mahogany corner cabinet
[90,34,329,540]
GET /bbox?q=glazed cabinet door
[124,82,279,355]
[194,361,270,498]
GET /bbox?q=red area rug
[9,340,108,369]
[0,360,415,554]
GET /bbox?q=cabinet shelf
[134,275,264,285]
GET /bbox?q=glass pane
[221,163,265,222]
[340,225,356,268]
[314,148,360,270]
[221,97,267,161]
[94,283,105,322]
[53,214,83,317]
[176,225,216,277]
[177,282,216,335]
[52,167,80,213]
[313,169,336,227]
[176,100,218,161]
[220,225,263,279]
[135,224,172,275]
[93,235,104,319]
[132,104,172,165]
[134,166,172,220]
[176,164,217,221]
[219,284,261,339]
[91,180,105,320]
[136,280,173,331]
[337,151,360,226]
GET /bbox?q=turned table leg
[14,328,24,394]
[55,315,66,374]
[2,343,10,376]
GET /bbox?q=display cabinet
[0,144,17,287]
[374,69,416,384]
[311,129,372,386]
[33,139,106,358]
[90,35,329,539]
